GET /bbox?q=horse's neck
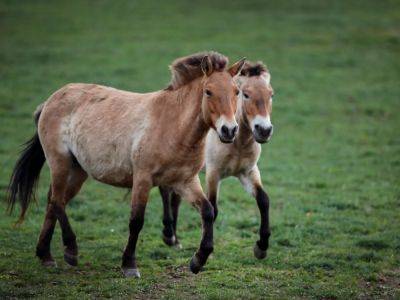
[171,80,208,150]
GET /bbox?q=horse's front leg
[206,168,220,221]
[239,166,270,259]
[122,177,151,278]
[175,177,214,274]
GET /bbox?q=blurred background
[0,0,399,298]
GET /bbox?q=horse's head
[201,56,245,143]
[237,62,274,143]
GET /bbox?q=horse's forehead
[243,76,272,97]
[206,72,234,89]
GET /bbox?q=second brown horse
[160,61,274,260]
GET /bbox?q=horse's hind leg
[59,165,87,266]
[170,191,182,247]
[160,186,174,245]
[63,166,88,206]
[36,156,87,267]
[36,161,70,266]
[36,187,57,266]
[160,187,182,248]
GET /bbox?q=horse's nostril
[221,125,229,136]
[254,124,260,131]
[220,125,236,140]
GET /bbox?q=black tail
[7,132,46,222]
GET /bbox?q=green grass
[1,0,399,298]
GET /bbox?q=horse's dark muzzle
[219,124,238,143]
[254,125,273,143]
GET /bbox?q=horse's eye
[205,89,212,97]
[243,92,249,99]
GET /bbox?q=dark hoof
[64,252,78,266]
[254,243,267,260]
[162,234,182,249]
[162,234,176,246]
[41,259,57,267]
[122,268,140,278]
[189,255,203,274]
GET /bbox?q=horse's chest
[221,151,257,177]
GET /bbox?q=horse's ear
[228,57,246,77]
[262,72,271,84]
[201,55,213,76]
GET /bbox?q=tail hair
[7,111,46,223]
[33,103,44,125]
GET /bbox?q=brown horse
[160,61,274,259]
[7,52,245,278]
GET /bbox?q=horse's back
[38,83,150,139]
[46,83,144,106]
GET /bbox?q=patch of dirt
[358,268,400,299]
[136,265,200,300]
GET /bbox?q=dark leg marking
[190,199,214,273]
[254,186,270,259]
[36,187,57,266]
[122,179,149,279]
[160,187,182,248]
[53,204,78,266]
[208,192,218,221]
[170,192,181,238]
[160,186,175,245]
[122,209,145,270]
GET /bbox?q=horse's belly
[85,159,133,187]
[67,122,136,187]
[66,101,150,187]
[72,143,134,187]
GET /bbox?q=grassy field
[1,0,399,298]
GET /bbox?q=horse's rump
[38,83,154,187]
